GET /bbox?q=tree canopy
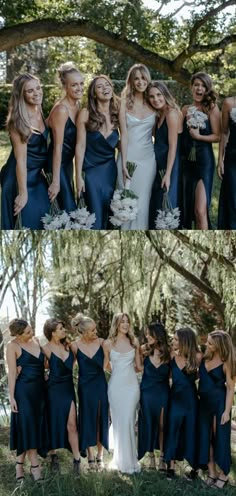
[0,0,235,90]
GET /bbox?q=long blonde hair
[176,327,199,374]
[109,312,136,347]
[205,330,236,379]
[6,73,41,143]
[122,64,151,111]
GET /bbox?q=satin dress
[117,112,156,229]
[218,108,236,229]
[182,116,215,228]
[1,129,50,229]
[198,361,231,475]
[47,117,77,212]
[164,358,198,469]
[149,120,182,228]
[76,346,109,451]
[10,348,47,457]
[46,350,76,451]
[108,348,140,473]
[138,358,170,460]
[83,129,119,229]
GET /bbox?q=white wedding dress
[117,112,156,229]
[108,348,140,473]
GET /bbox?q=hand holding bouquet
[110,161,139,227]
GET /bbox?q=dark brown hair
[145,322,170,362]
[191,72,217,112]
[175,327,199,373]
[9,318,29,336]
[86,75,120,132]
[43,318,65,341]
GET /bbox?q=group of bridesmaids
[1,62,235,230]
[6,314,236,489]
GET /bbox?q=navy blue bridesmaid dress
[76,345,109,451]
[198,361,231,475]
[149,120,182,229]
[218,109,236,229]
[182,117,215,228]
[83,129,119,229]
[10,348,47,457]
[47,117,77,212]
[0,129,51,229]
[164,357,198,469]
[138,357,170,460]
[46,350,76,451]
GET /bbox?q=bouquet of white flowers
[41,195,96,230]
[109,161,139,227]
[155,170,180,229]
[186,106,208,161]
[230,108,236,123]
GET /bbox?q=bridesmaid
[42,318,81,475]
[0,74,50,229]
[138,322,170,471]
[6,318,47,482]
[182,72,221,229]
[198,330,236,488]
[47,62,84,210]
[218,96,236,228]
[147,82,183,229]
[117,64,156,229]
[75,75,120,229]
[71,313,109,469]
[164,328,202,480]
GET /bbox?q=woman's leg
[15,452,26,480]
[67,402,80,460]
[27,449,42,481]
[194,180,208,229]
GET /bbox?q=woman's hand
[10,398,18,413]
[122,166,131,185]
[221,410,230,424]
[161,173,171,192]
[48,182,60,202]
[14,192,28,216]
[77,175,85,198]
[217,160,224,180]
[189,126,200,140]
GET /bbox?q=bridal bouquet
[186,106,208,161]
[109,161,139,227]
[41,194,96,230]
[155,170,180,230]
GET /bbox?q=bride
[104,313,142,474]
[117,64,156,229]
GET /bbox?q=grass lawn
[0,426,236,496]
[0,132,221,228]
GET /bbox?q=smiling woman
[0,73,51,229]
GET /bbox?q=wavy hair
[147,81,180,113]
[205,330,236,379]
[109,312,136,348]
[145,321,170,362]
[122,64,151,110]
[43,318,70,350]
[176,327,199,374]
[86,75,120,132]
[6,73,41,143]
[191,72,217,112]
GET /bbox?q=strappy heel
[148,453,156,469]
[214,478,229,489]
[15,461,24,483]
[204,475,217,487]
[50,453,60,473]
[96,456,104,470]
[73,458,81,476]
[88,457,96,470]
[30,464,43,482]
[158,454,166,473]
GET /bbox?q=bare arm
[134,339,142,372]
[189,104,221,143]
[75,109,88,198]
[119,98,130,184]
[48,105,69,201]
[221,364,235,424]
[161,110,181,192]
[10,130,28,216]
[218,98,230,180]
[6,342,18,412]
[103,339,111,371]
